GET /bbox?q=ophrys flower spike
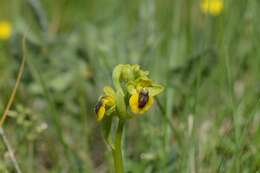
[94,64,164,173]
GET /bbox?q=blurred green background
[0,0,260,172]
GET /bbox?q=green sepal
[103,86,116,97]
[126,81,136,95]
[149,83,164,96]
[126,78,164,96]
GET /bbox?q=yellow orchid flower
[129,89,154,114]
[95,86,116,121]
[96,64,164,173]
[201,0,224,16]
[127,78,164,114]
[0,21,12,40]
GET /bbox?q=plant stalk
[0,128,22,173]
[112,120,125,173]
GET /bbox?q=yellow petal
[97,106,106,121]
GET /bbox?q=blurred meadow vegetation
[0,0,260,172]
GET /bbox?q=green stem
[112,120,125,173]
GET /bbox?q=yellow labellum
[95,96,115,121]
[96,105,106,121]
[129,91,154,114]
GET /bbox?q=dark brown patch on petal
[94,100,103,114]
[138,90,149,108]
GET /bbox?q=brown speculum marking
[95,100,103,114]
[138,90,149,108]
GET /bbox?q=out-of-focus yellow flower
[95,86,116,121]
[201,0,224,16]
[0,21,12,40]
